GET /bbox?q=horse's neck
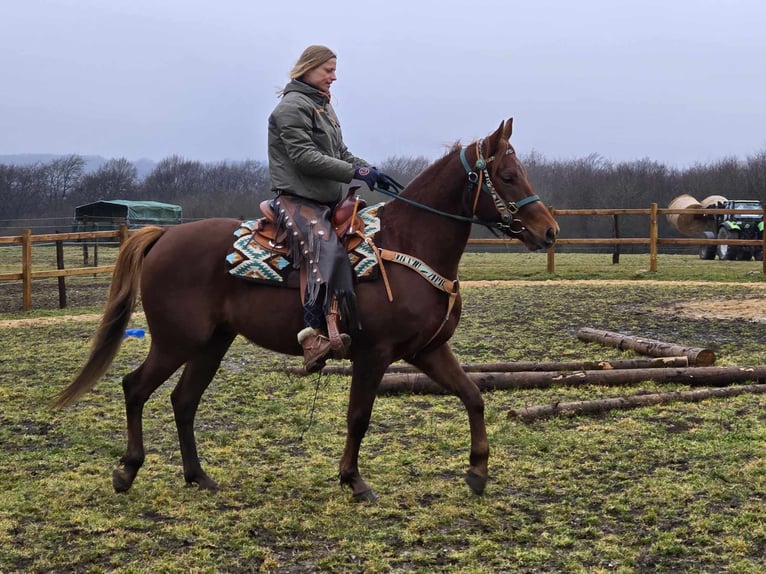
[379,160,473,278]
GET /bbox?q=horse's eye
[500,173,516,184]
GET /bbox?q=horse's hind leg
[114,347,187,493]
[339,358,389,502]
[171,328,235,491]
[408,342,489,495]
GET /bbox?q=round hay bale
[666,194,712,236]
[700,195,727,209]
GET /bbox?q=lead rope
[299,372,324,441]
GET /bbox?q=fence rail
[0,225,129,310]
[1,204,765,311]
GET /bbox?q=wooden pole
[547,206,555,273]
[576,327,715,366]
[55,236,67,309]
[82,216,89,266]
[375,365,766,396]
[288,356,691,377]
[508,383,766,423]
[22,229,32,311]
[118,223,129,245]
[649,202,658,272]
[762,205,766,274]
[547,244,555,273]
[612,214,620,264]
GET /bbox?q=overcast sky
[1,0,765,168]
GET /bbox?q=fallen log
[576,327,716,366]
[287,356,690,377]
[376,365,766,395]
[508,383,766,423]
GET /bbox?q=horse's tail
[50,226,167,409]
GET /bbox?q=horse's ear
[486,120,506,153]
[502,117,514,140]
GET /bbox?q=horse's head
[464,118,558,250]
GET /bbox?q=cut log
[576,327,716,366]
[286,356,690,377]
[376,365,766,396]
[508,383,766,423]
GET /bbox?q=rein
[372,139,541,234]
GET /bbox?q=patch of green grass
[459,251,766,282]
[2,282,766,572]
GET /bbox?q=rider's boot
[298,328,351,373]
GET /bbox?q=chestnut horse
[53,118,558,502]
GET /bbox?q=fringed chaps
[274,194,356,328]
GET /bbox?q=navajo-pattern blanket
[226,202,385,285]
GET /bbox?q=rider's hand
[375,171,395,191]
[353,166,380,189]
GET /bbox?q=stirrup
[326,298,351,358]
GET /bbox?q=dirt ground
[2,279,766,328]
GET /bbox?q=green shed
[74,200,183,231]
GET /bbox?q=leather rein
[372,138,541,234]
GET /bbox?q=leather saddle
[250,186,367,255]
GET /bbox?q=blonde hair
[289,45,337,80]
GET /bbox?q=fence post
[119,223,129,246]
[82,216,89,265]
[547,246,555,273]
[649,203,658,272]
[612,215,620,264]
[55,234,67,309]
[762,206,765,274]
[22,229,32,311]
[547,206,556,272]
[93,237,99,268]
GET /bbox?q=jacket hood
[282,79,328,103]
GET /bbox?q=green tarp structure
[74,200,183,231]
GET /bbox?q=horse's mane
[405,141,464,191]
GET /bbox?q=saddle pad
[226,202,385,285]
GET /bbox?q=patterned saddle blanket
[226,202,385,286]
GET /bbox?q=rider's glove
[353,166,380,189]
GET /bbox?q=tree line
[1,149,764,241]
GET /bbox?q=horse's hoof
[465,470,487,495]
[112,466,135,493]
[353,488,379,503]
[188,475,220,492]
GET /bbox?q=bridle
[459,138,541,234]
[373,138,541,234]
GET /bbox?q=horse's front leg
[408,342,489,495]
[339,359,389,502]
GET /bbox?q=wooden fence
[1,204,764,311]
[472,204,766,273]
[0,225,129,311]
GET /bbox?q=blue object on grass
[123,328,145,339]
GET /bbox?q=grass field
[1,253,766,572]
[1,248,765,314]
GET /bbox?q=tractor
[699,199,764,261]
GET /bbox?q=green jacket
[268,79,369,204]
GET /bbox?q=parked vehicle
[699,199,764,261]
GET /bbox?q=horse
[52,118,558,502]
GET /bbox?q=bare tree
[42,155,85,202]
[141,155,205,201]
[71,158,138,203]
[0,164,47,221]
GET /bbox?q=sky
[1,0,765,168]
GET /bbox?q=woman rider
[268,45,388,373]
